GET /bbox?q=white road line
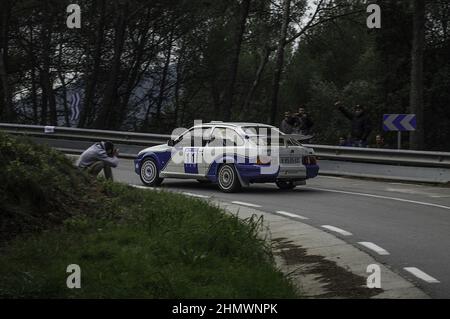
[231,201,262,208]
[404,267,440,283]
[308,187,450,211]
[321,176,344,180]
[321,225,353,236]
[182,192,210,199]
[276,211,309,220]
[358,242,390,255]
[130,184,158,190]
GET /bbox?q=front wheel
[140,158,164,187]
[217,164,241,193]
[276,181,296,190]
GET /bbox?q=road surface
[30,137,450,298]
[113,159,450,298]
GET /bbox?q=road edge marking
[275,211,309,220]
[182,192,210,199]
[404,267,440,284]
[321,225,353,236]
[308,187,450,211]
[231,201,262,208]
[358,242,390,255]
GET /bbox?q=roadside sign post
[383,114,417,150]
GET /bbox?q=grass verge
[0,133,297,298]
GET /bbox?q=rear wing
[283,134,314,142]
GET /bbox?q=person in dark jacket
[294,107,314,136]
[370,134,390,149]
[335,101,372,147]
[77,141,119,180]
[280,111,296,134]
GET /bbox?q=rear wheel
[276,180,296,190]
[140,158,164,187]
[217,164,241,193]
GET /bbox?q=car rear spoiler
[283,134,314,142]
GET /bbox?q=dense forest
[0,0,449,150]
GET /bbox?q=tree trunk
[242,45,271,116]
[0,49,10,121]
[409,0,425,150]
[155,28,174,125]
[222,0,251,122]
[174,43,185,127]
[0,1,13,122]
[28,23,38,123]
[57,41,70,127]
[117,12,152,127]
[269,0,291,125]
[79,0,106,128]
[94,2,128,129]
[40,5,56,125]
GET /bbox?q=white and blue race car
[134,122,319,193]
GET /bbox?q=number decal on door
[184,147,199,174]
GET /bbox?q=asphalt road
[112,159,450,299]
[30,137,450,298]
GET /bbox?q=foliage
[0,134,297,298]
[0,132,105,241]
[0,1,449,149]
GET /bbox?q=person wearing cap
[77,141,119,180]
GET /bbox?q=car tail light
[257,155,271,165]
[302,155,317,165]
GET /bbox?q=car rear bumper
[305,164,320,179]
[235,163,319,183]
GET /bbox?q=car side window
[208,127,244,147]
[208,128,225,147]
[175,127,212,147]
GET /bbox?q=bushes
[0,132,104,241]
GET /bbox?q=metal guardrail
[2,123,450,183]
[0,123,171,146]
[2,123,450,168]
[306,144,450,168]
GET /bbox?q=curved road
[113,159,450,298]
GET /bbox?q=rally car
[134,122,319,193]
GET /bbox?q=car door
[161,126,211,178]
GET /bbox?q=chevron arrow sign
[383,114,417,131]
[69,92,81,122]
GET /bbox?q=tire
[217,164,241,193]
[139,158,164,187]
[276,180,296,190]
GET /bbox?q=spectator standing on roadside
[280,111,295,134]
[338,136,352,147]
[335,101,372,147]
[294,107,314,136]
[370,134,389,149]
[77,141,119,181]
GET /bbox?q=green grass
[0,184,297,298]
[0,133,298,298]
